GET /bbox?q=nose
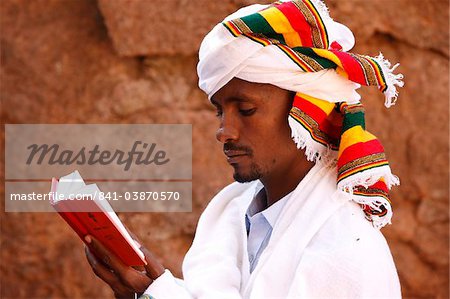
[216,115,239,144]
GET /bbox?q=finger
[86,246,137,296]
[85,245,120,285]
[119,267,154,293]
[85,235,129,277]
[124,230,161,277]
[140,246,165,279]
[86,246,150,295]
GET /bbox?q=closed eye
[239,108,256,116]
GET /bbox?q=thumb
[140,246,165,280]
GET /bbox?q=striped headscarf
[197,0,403,228]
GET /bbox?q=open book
[50,171,146,266]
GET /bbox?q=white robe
[144,162,401,299]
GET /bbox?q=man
[85,0,403,298]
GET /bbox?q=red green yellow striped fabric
[289,93,341,150]
[222,0,389,93]
[336,102,390,183]
[289,94,394,224]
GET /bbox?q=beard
[224,142,263,183]
[232,162,264,183]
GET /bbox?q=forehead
[210,78,291,106]
[211,78,263,105]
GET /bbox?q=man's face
[211,78,301,183]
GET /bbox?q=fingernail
[85,235,92,244]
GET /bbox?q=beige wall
[1,0,448,298]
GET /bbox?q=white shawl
[144,163,401,299]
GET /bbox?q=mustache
[223,143,253,155]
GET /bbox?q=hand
[84,235,165,299]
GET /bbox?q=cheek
[242,113,292,157]
[270,118,293,144]
[265,121,298,157]
[253,128,290,160]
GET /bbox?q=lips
[224,149,249,164]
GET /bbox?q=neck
[260,155,314,207]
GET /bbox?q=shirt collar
[262,196,289,228]
[246,184,292,228]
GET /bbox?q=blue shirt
[245,187,292,273]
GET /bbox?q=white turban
[197,1,361,102]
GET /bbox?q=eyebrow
[210,97,253,107]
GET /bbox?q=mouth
[224,150,249,164]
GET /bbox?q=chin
[232,164,262,183]
[233,173,258,183]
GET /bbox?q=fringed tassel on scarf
[335,102,399,228]
[372,53,405,107]
[288,116,333,163]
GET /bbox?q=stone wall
[1,0,448,298]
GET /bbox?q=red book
[50,171,146,267]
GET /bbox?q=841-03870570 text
[97,191,180,201]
